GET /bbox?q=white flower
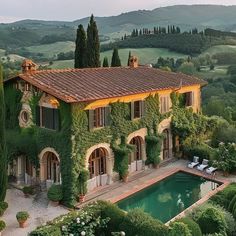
[120,232,126,236]
[81,222,85,225]
[76,217,80,223]
[81,231,86,236]
[62,226,67,231]
[69,234,74,236]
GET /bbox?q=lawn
[194,65,228,80]
[51,48,187,69]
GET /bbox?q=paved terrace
[1,159,234,236]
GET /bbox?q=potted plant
[22,186,34,197]
[0,220,6,236]
[78,170,89,203]
[16,211,29,228]
[0,202,8,216]
[47,184,63,206]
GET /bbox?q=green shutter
[88,110,94,130]
[54,109,60,131]
[105,106,111,126]
[35,106,40,126]
[141,100,146,117]
[130,102,134,120]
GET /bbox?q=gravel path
[1,188,68,236]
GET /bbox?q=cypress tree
[111,48,121,67]
[102,57,109,67]
[0,64,7,201]
[127,51,132,66]
[74,24,87,68]
[87,14,100,68]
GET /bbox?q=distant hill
[1,5,236,50]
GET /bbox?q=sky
[1,0,236,23]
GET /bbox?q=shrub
[0,220,6,231]
[47,185,63,202]
[168,222,191,236]
[97,200,126,234]
[16,211,29,222]
[228,195,236,213]
[22,186,34,195]
[29,225,61,236]
[0,201,8,211]
[176,217,202,236]
[120,208,168,236]
[197,207,227,234]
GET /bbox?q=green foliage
[178,62,196,75]
[183,144,215,163]
[0,220,6,231]
[29,225,61,236]
[0,64,7,201]
[97,200,126,234]
[145,135,162,165]
[113,137,133,179]
[176,217,202,236]
[16,211,30,221]
[102,56,109,67]
[228,195,236,213]
[74,24,87,68]
[120,208,168,236]
[197,207,227,234]
[0,201,8,211]
[87,15,100,68]
[168,222,191,236]
[47,184,63,202]
[78,170,89,195]
[213,143,236,173]
[111,48,121,67]
[22,186,34,195]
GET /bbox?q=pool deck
[81,159,230,211]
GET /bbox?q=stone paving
[1,159,236,236]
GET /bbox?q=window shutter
[36,106,40,126]
[191,92,194,106]
[54,109,60,131]
[130,102,134,120]
[141,100,146,117]
[88,110,94,131]
[105,106,111,126]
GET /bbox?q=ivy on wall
[4,83,173,207]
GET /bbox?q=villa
[4,56,204,205]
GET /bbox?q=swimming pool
[117,171,221,223]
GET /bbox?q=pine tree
[87,14,100,68]
[102,57,109,67]
[127,51,132,66]
[74,24,87,68]
[0,64,7,201]
[111,48,121,67]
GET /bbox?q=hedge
[176,217,202,236]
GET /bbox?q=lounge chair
[197,159,209,171]
[188,156,199,168]
[206,167,217,175]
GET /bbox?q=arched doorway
[88,148,108,189]
[40,150,60,184]
[129,136,143,173]
[163,129,170,160]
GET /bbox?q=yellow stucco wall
[84,85,201,112]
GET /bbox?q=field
[51,48,187,69]
[201,45,236,56]
[26,41,75,59]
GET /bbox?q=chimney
[129,56,138,68]
[21,59,37,73]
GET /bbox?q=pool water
[117,171,220,223]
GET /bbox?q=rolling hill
[1,5,236,50]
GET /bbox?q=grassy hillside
[201,45,236,56]
[50,48,187,69]
[26,41,74,59]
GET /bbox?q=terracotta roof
[8,66,205,103]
